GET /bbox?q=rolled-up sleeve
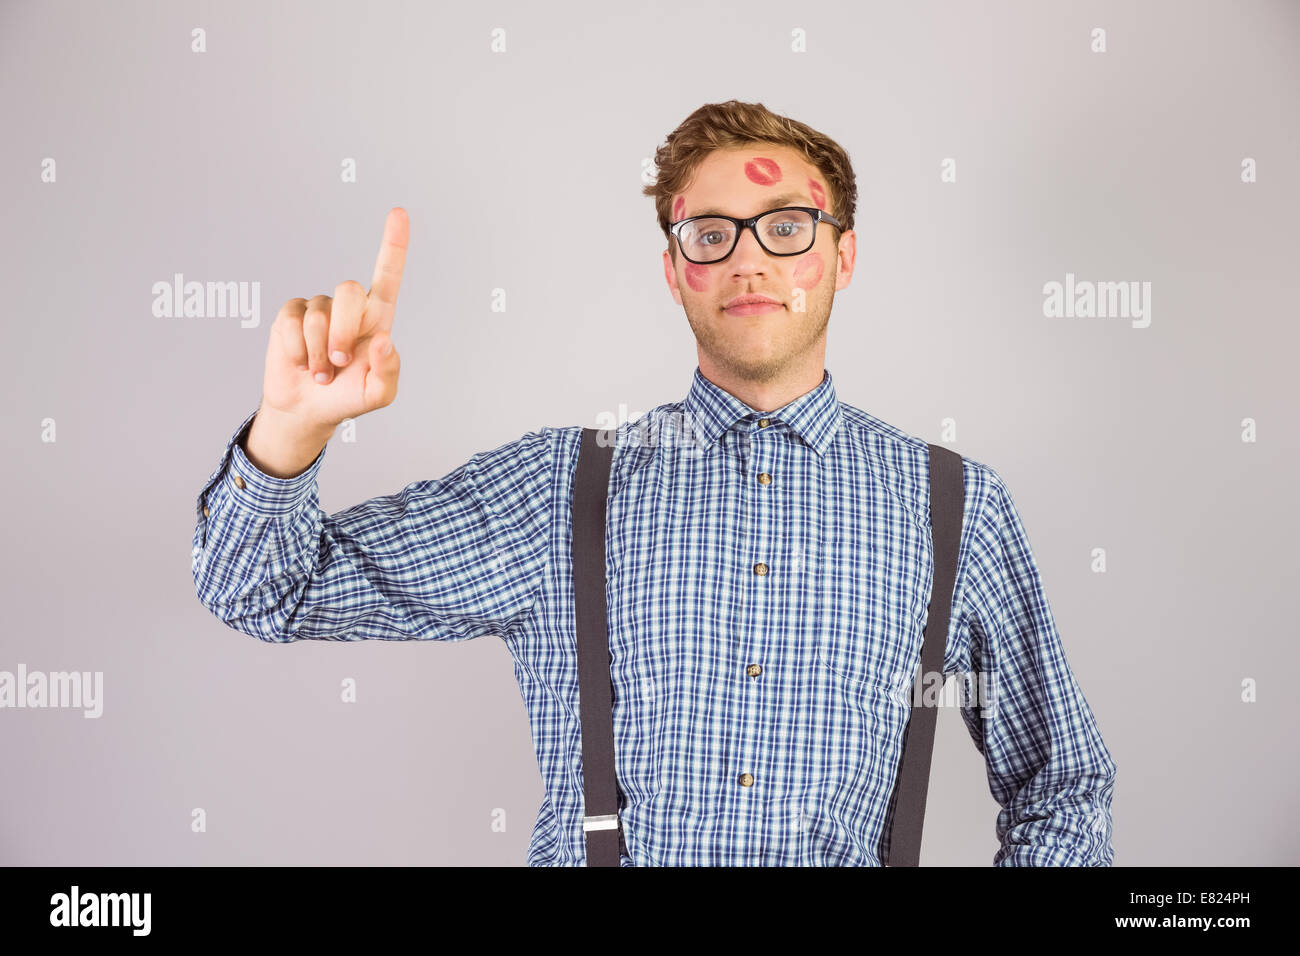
[955,465,1117,866]
[191,407,555,644]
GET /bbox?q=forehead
[677,145,819,218]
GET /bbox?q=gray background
[1,0,1296,865]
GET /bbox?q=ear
[833,229,857,292]
[663,248,683,305]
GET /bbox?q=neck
[697,353,826,414]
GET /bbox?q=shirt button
[746,663,762,678]
[757,418,770,428]
[738,772,754,787]
[753,562,768,576]
[203,505,210,517]
[757,472,771,485]
[233,475,246,490]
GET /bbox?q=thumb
[363,333,400,411]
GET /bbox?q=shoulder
[549,400,689,486]
[836,401,1008,529]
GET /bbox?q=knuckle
[335,279,364,297]
[276,300,306,325]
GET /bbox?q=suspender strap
[572,426,626,866]
[882,442,966,866]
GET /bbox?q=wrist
[242,404,335,479]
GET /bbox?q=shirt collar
[681,365,843,457]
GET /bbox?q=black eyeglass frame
[668,205,843,265]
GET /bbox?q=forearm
[993,770,1117,866]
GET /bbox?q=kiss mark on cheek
[792,252,824,290]
[672,196,685,221]
[744,157,782,186]
[684,263,711,292]
[808,178,827,210]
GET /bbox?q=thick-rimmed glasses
[668,206,842,265]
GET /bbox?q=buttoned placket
[734,414,782,857]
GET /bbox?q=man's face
[663,144,856,383]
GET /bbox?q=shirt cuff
[994,843,1112,867]
[200,407,328,520]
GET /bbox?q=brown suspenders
[572,427,624,866]
[880,441,966,866]
[571,425,966,867]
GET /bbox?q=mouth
[723,295,784,317]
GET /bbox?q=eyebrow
[686,192,812,219]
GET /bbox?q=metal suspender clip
[582,813,620,832]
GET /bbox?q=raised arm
[191,414,555,644]
[191,208,557,644]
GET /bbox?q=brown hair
[642,100,858,263]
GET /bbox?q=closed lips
[725,295,781,308]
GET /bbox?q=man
[192,100,1117,866]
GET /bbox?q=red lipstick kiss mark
[744,157,782,186]
[792,252,824,290]
[808,178,826,210]
[684,263,710,292]
[672,196,685,221]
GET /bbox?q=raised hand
[260,207,409,431]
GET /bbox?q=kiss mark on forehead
[792,252,824,289]
[744,157,782,186]
[808,178,827,210]
[684,263,711,292]
[672,196,685,222]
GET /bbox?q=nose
[726,227,770,275]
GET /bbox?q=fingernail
[330,350,349,365]
[315,372,330,384]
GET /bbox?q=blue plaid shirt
[191,366,1116,866]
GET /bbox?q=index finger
[366,207,409,331]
